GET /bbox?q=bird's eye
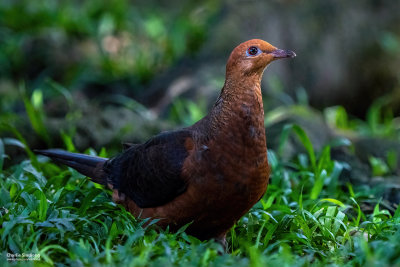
[246,46,259,56]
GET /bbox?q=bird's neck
[208,76,266,141]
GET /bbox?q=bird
[36,39,296,245]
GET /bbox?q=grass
[1,117,400,266]
[324,96,400,140]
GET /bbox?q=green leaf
[332,210,346,235]
[23,88,51,145]
[310,169,327,200]
[369,156,389,176]
[324,105,349,129]
[347,183,355,198]
[317,146,331,175]
[109,221,118,237]
[279,124,316,170]
[0,187,11,207]
[46,79,73,108]
[78,188,103,215]
[263,223,278,248]
[0,123,38,168]
[295,214,312,240]
[386,150,398,171]
[31,89,43,109]
[3,137,26,149]
[0,138,4,171]
[60,130,76,152]
[254,220,267,248]
[324,206,336,230]
[320,198,346,208]
[350,197,364,226]
[38,190,48,221]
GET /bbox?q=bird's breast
[190,109,269,198]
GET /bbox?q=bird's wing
[105,130,193,208]
[122,142,138,150]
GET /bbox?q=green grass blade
[22,88,51,146]
[310,169,327,200]
[78,188,104,215]
[319,198,346,208]
[38,190,48,221]
[0,123,38,168]
[279,124,316,170]
[0,138,4,171]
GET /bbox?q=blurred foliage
[0,0,221,150]
[324,96,400,141]
[0,0,220,89]
[169,98,207,126]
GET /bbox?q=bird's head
[226,39,296,78]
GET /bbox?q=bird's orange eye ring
[246,46,259,56]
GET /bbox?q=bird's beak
[270,49,296,59]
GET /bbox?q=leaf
[295,214,312,240]
[60,130,76,152]
[254,220,267,248]
[263,223,278,247]
[46,79,73,108]
[328,137,352,148]
[21,191,38,211]
[279,124,316,170]
[2,216,34,241]
[386,149,398,171]
[298,186,304,210]
[52,218,76,231]
[3,137,26,149]
[278,124,293,156]
[267,150,278,169]
[324,105,349,129]
[0,123,38,167]
[261,191,280,210]
[317,146,331,175]
[0,138,4,171]
[23,164,47,188]
[35,221,55,228]
[9,183,18,199]
[109,221,118,237]
[332,210,346,235]
[39,245,68,265]
[350,197,364,226]
[38,190,48,221]
[324,206,337,230]
[320,198,346,208]
[78,189,103,215]
[52,188,64,204]
[347,183,355,198]
[394,204,400,219]
[292,124,316,170]
[369,156,389,176]
[23,89,51,145]
[310,169,327,200]
[0,187,11,208]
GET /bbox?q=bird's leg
[108,183,126,204]
[215,232,228,253]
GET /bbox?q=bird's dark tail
[35,149,108,185]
